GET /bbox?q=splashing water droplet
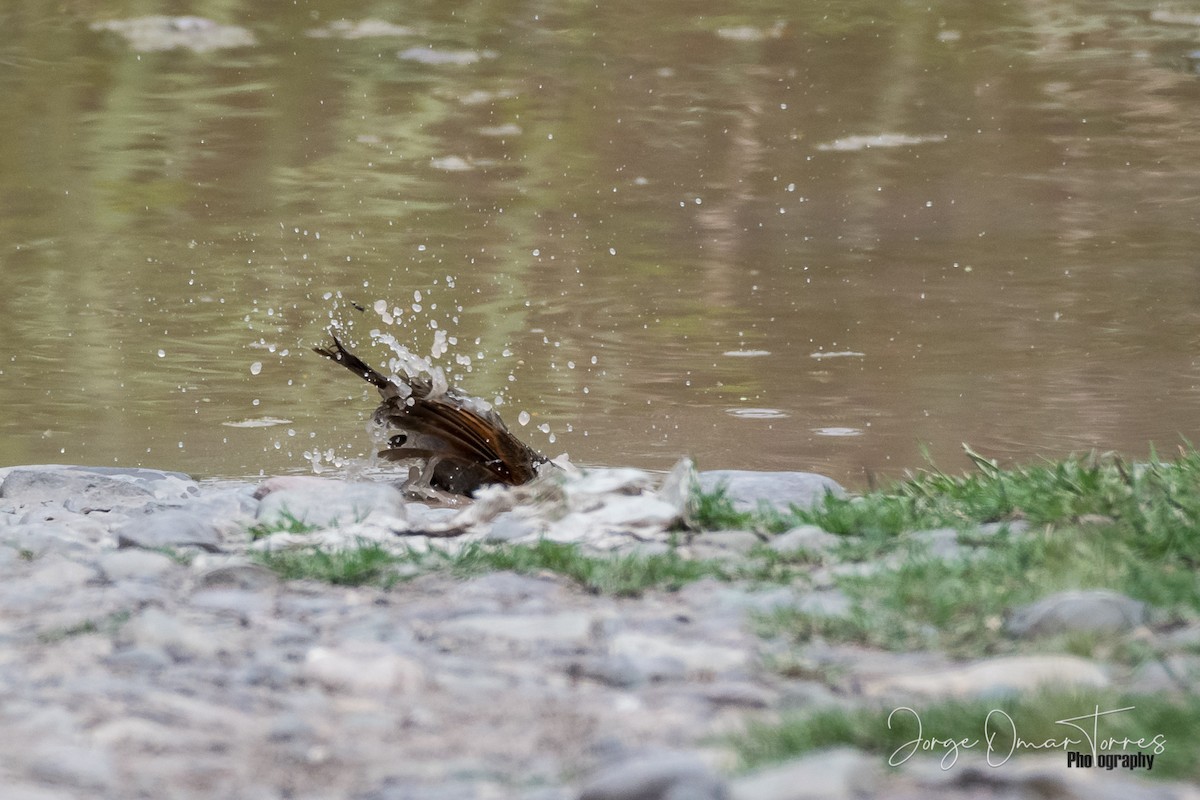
[518,410,531,426]
[250,361,263,375]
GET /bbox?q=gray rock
[1005,589,1147,639]
[104,646,172,673]
[189,588,273,620]
[27,742,116,791]
[699,470,843,513]
[610,631,748,675]
[768,525,841,556]
[569,655,645,688]
[256,481,406,529]
[1131,654,1200,693]
[696,681,775,708]
[116,510,222,552]
[976,519,1031,537]
[485,511,539,542]
[120,607,228,662]
[441,611,595,645]
[97,549,178,582]
[730,747,879,800]
[906,527,964,560]
[688,531,762,556]
[790,589,853,618]
[194,561,277,590]
[578,752,728,800]
[0,465,198,506]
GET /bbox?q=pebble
[0,461,1181,800]
[767,525,841,556]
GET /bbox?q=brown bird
[313,334,547,495]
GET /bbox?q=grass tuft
[731,688,1200,781]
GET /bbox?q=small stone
[255,480,406,529]
[768,525,841,555]
[116,510,222,552]
[730,747,879,800]
[610,632,748,675]
[189,588,272,620]
[976,519,1030,537]
[1005,589,1147,638]
[905,527,964,560]
[442,611,594,644]
[485,511,539,542]
[28,742,116,790]
[688,531,762,556]
[698,470,843,513]
[303,645,426,694]
[569,655,644,688]
[194,561,277,590]
[697,681,774,709]
[120,607,226,662]
[97,549,177,582]
[578,751,728,800]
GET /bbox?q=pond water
[3,1,1200,487]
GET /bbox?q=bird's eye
[389,434,408,448]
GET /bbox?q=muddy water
[3,2,1200,487]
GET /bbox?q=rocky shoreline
[0,462,1195,800]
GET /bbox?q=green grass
[250,538,760,596]
[252,542,403,587]
[37,610,132,644]
[248,511,321,541]
[738,447,1200,658]
[731,688,1200,781]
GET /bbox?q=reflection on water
[3,1,1200,488]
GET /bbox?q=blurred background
[2,1,1200,487]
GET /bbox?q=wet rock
[768,525,841,556]
[116,510,223,552]
[730,748,880,800]
[1,465,199,509]
[861,654,1109,699]
[1005,589,1148,638]
[255,480,406,529]
[90,16,256,53]
[577,751,728,800]
[1,468,153,508]
[698,471,843,513]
